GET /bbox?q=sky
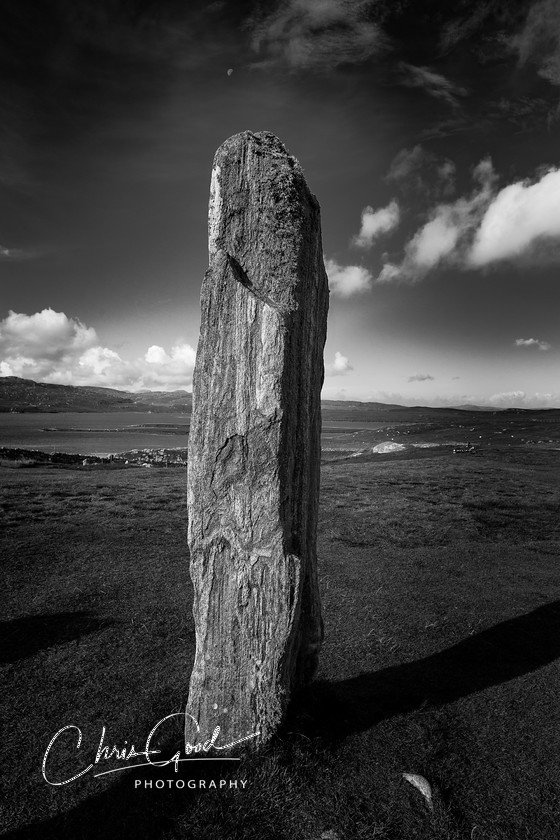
[1,0,559,407]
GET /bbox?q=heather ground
[1,438,559,839]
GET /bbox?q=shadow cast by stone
[285,600,560,741]
[3,752,239,840]
[1,612,113,664]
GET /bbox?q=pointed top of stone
[208,130,320,283]
[214,130,301,168]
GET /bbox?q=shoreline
[0,445,188,468]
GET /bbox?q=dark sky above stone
[1,0,559,405]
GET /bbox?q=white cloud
[145,344,168,365]
[142,343,197,389]
[407,210,461,269]
[352,200,400,249]
[514,338,552,351]
[375,157,534,284]
[0,308,98,360]
[375,262,402,284]
[325,351,353,376]
[380,162,560,283]
[0,309,196,391]
[325,257,372,297]
[376,159,496,284]
[79,346,123,376]
[510,0,560,87]
[250,0,384,71]
[469,168,560,266]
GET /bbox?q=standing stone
[186,131,329,750]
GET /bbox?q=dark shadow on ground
[1,612,113,664]
[284,600,560,741]
[5,602,560,839]
[2,753,240,840]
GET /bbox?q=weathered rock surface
[186,131,329,749]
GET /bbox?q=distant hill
[454,404,498,412]
[2,376,559,418]
[321,399,405,412]
[127,389,192,411]
[0,378,421,416]
[322,402,490,423]
[0,377,192,413]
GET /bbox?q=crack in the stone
[226,252,285,313]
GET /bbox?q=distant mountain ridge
[1,376,558,416]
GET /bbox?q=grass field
[1,443,560,839]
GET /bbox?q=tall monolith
[186,131,329,750]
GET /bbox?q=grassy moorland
[1,440,560,839]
